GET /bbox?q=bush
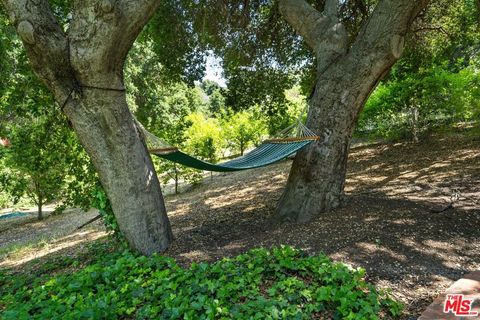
[0,190,9,209]
[0,246,402,319]
[357,66,480,141]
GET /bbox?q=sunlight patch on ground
[356,242,408,262]
[180,250,211,261]
[0,229,107,268]
[391,218,416,225]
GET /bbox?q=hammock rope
[143,120,319,172]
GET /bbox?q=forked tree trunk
[2,0,173,254]
[64,87,173,254]
[275,0,430,222]
[276,62,379,222]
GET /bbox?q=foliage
[125,42,209,190]
[403,0,480,76]
[0,246,402,319]
[224,68,295,132]
[0,112,72,219]
[0,191,9,209]
[200,80,227,115]
[356,0,480,141]
[357,66,480,140]
[221,109,268,155]
[184,112,225,163]
[0,8,98,213]
[90,185,122,238]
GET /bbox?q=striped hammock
[143,121,319,172]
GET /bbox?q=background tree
[200,80,227,115]
[0,112,71,220]
[221,109,267,156]
[356,0,480,141]
[184,112,225,163]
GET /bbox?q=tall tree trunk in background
[37,195,43,221]
[275,0,430,223]
[411,107,420,143]
[174,164,179,195]
[3,0,173,255]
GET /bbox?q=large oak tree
[274,0,431,222]
[1,0,173,255]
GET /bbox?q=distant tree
[200,80,227,115]
[0,8,97,217]
[125,43,209,193]
[358,66,480,141]
[356,0,480,141]
[221,109,267,156]
[0,114,71,220]
[184,112,225,163]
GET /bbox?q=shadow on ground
[164,134,479,318]
[1,134,478,319]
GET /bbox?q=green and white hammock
[143,121,319,172]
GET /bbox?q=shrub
[0,246,402,319]
[357,66,480,141]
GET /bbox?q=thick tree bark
[275,0,430,222]
[2,0,173,254]
[65,88,173,254]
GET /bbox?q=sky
[203,54,227,87]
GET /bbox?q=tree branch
[279,0,348,69]
[351,0,430,60]
[278,0,332,50]
[1,0,77,103]
[324,0,338,17]
[413,26,450,38]
[69,0,162,88]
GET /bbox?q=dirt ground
[164,132,480,319]
[1,131,479,319]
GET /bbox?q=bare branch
[1,0,76,102]
[413,26,450,38]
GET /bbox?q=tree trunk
[276,68,368,222]
[411,106,420,143]
[174,164,179,195]
[275,0,430,223]
[64,87,173,254]
[37,196,43,221]
[2,0,173,255]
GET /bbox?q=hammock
[143,121,319,172]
